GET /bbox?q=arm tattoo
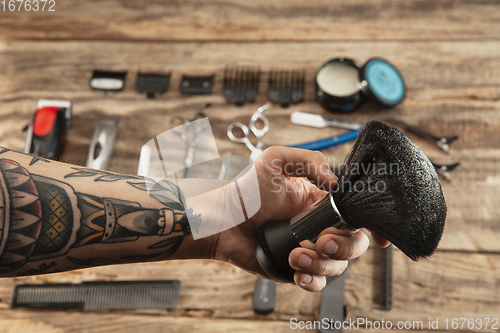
[0,148,51,166]
[0,158,193,275]
[64,167,143,182]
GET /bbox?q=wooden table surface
[0,1,499,332]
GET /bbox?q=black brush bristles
[333,120,446,260]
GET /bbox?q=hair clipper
[25,100,72,159]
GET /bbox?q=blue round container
[360,58,406,107]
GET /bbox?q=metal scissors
[227,104,270,160]
[169,103,211,178]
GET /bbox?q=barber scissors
[169,103,211,178]
[227,104,269,160]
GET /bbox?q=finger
[299,239,316,251]
[265,146,337,191]
[318,226,356,238]
[294,272,326,292]
[289,247,348,276]
[367,229,391,248]
[315,229,369,260]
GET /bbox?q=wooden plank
[0,249,498,332]
[0,41,498,101]
[0,0,499,42]
[0,259,321,320]
[346,248,500,323]
[1,310,497,333]
[0,312,299,333]
[0,40,499,251]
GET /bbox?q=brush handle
[255,193,348,283]
[287,129,360,150]
[255,219,298,283]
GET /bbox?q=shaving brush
[255,120,446,283]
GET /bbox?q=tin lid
[360,58,406,107]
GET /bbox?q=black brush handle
[291,194,344,243]
[255,218,299,283]
[255,193,348,283]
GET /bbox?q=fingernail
[297,254,312,269]
[301,274,312,285]
[324,240,339,256]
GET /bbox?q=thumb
[267,146,338,190]
[287,177,330,214]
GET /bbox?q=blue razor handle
[287,129,360,150]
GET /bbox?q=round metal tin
[315,58,365,113]
[360,57,406,107]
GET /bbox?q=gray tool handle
[252,277,276,314]
[318,265,349,333]
[86,116,119,170]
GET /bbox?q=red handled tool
[25,100,72,159]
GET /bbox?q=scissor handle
[228,122,251,144]
[170,103,210,129]
[169,115,188,129]
[192,103,211,120]
[250,112,269,149]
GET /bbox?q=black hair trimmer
[25,100,72,159]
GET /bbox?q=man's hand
[212,146,385,292]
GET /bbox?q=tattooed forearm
[0,151,196,277]
[64,167,143,182]
[0,147,50,166]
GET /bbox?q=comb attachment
[90,70,127,94]
[180,75,214,94]
[12,280,180,310]
[223,65,260,106]
[268,68,305,108]
[136,71,171,99]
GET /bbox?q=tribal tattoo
[0,158,193,275]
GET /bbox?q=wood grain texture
[0,0,499,42]
[0,311,298,333]
[0,249,498,332]
[0,2,500,331]
[0,40,499,253]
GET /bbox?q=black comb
[268,68,305,108]
[373,244,393,310]
[223,65,260,106]
[136,71,171,99]
[12,280,180,310]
